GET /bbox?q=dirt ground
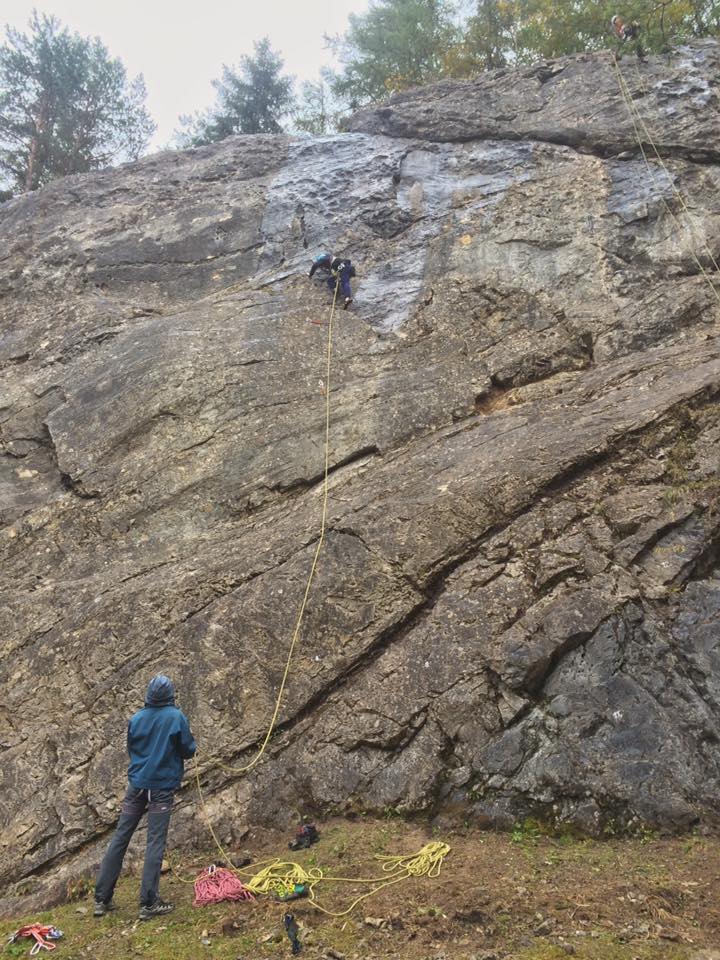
[3,817,720,960]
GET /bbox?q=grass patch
[1,819,717,960]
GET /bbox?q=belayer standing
[309,253,355,310]
[611,14,646,60]
[94,674,196,920]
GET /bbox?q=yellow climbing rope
[190,772,451,916]
[628,57,720,281]
[610,52,720,304]
[185,279,451,915]
[235,841,451,917]
[174,833,451,915]
[192,278,340,851]
[197,277,341,785]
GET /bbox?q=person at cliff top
[309,252,356,310]
[94,674,196,921]
[611,14,646,60]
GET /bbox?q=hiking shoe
[93,899,116,917]
[343,297,353,310]
[138,899,174,920]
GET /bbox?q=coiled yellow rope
[236,841,451,917]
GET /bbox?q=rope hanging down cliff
[611,52,720,305]
[189,277,341,886]
[183,280,451,916]
[199,277,341,784]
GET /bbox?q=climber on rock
[309,252,355,310]
[611,14,646,60]
[94,674,196,921]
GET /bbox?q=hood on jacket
[145,674,175,707]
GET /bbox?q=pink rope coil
[193,865,256,906]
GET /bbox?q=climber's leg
[139,790,174,908]
[95,786,147,904]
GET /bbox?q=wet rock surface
[347,39,720,162]
[1,41,720,910]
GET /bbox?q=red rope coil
[193,866,256,906]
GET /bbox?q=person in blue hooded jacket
[94,674,196,920]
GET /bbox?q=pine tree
[177,37,294,146]
[292,71,345,135]
[442,0,512,75]
[0,12,154,194]
[328,0,460,109]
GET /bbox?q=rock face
[1,41,720,910]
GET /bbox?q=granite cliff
[1,41,720,911]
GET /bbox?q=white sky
[1,0,372,147]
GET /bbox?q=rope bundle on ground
[244,860,322,897]
[376,841,450,879]
[193,865,256,906]
[230,841,452,917]
[179,841,452,916]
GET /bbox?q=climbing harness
[611,52,720,305]
[278,883,309,902]
[6,925,63,954]
[192,864,255,906]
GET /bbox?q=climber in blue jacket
[94,674,196,921]
[309,252,356,309]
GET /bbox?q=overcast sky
[2,0,373,147]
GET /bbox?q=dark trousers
[326,273,352,300]
[95,784,174,907]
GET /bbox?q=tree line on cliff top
[1,0,719,196]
